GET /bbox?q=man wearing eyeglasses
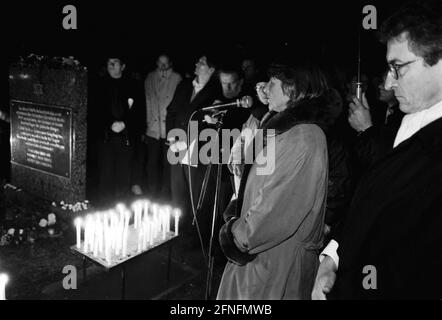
[312,0,442,299]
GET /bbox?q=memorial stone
[8,54,87,204]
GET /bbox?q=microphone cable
[186,110,208,265]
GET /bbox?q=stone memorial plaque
[9,55,88,203]
[10,100,72,179]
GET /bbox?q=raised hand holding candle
[74,217,82,249]
[0,274,8,300]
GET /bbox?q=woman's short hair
[267,62,329,105]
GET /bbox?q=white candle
[110,211,116,251]
[116,203,127,218]
[0,274,8,300]
[131,201,139,229]
[89,217,96,254]
[143,200,150,220]
[159,207,166,240]
[83,216,90,252]
[174,209,181,236]
[165,206,172,235]
[93,215,101,257]
[148,218,153,245]
[143,220,147,250]
[97,214,104,255]
[152,204,158,236]
[104,214,111,265]
[122,210,130,257]
[116,216,123,256]
[74,217,82,249]
[137,226,142,253]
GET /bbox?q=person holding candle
[312,0,442,300]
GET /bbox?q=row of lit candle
[74,200,181,265]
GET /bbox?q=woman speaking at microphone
[217,60,337,300]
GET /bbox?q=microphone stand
[199,112,224,300]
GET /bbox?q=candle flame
[0,274,9,284]
[74,217,82,226]
[173,208,181,218]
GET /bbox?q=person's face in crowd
[219,72,243,99]
[265,77,290,112]
[194,56,215,79]
[157,55,172,72]
[385,33,442,113]
[107,58,125,79]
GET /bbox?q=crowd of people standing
[1,0,441,300]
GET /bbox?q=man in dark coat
[91,56,145,206]
[166,54,223,246]
[312,0,442,299]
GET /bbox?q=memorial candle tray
[71,225,178,270]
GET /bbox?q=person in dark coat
[165,53,223,247]
[91,56,145,206]
[312,0,442,299]
[202,64,255,218]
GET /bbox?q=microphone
[199,96,253,112]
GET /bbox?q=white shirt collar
[394,100,442,148]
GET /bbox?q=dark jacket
[353,104,405,171]
[166,76,222,135]
[333,116,442,299]
[91,75,145,145]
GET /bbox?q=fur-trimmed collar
[261,88,343,135]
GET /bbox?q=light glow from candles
[0,273,9,300]
[74,217,82,249]
[73,199,181,266]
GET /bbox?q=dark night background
[3,0,409,76]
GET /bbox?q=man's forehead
[108,58,122,64]
[158,56,170,63]
[220,73,238,82]
[386,33,417,63]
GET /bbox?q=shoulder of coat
[281,124,326,148]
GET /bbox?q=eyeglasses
[387,59,419,80]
